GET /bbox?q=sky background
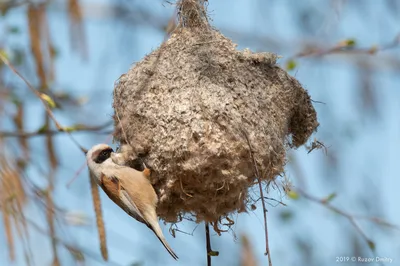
[1,0,400,265]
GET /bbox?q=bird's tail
[148,221,179,260]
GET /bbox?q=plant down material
[113,0,318,224]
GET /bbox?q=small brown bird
[86,144,178,260]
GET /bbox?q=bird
[86,143,178,260]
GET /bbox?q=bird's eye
[94,148,112,164]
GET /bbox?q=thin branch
[6,204,120,266]
[254,196,287,207]
[0,122,112,138]
[293,34,400,59]
[296,189,389,255]
[205,222,212,266]
[0,54,58,128]
[352,215,400,230]
[65,161,90,188]
[169,223,199,237]
[241,128,272,266]
[22,217,121,266]
[66,133,114,188]
[0,54,87,154]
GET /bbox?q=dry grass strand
[68,0,87,58]
[27,6,46,89]
[89,173,108,261]
[0,156,27,261]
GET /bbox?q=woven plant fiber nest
[113,0,318,224]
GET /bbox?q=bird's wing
[100,173,147,224]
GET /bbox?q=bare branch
[241,128,272,266]
[296,189,399,255]
[0,53,88,154]
[292,34,400,59]
[0,122,112,138]
[205,222,212,266]
[22,216,121,266]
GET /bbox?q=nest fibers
[113,0,318,224]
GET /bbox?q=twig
[205,222,212,266]
[66,161,90,188]
[0,54,58,126]
[352,215,400,230]
[293,34,400,59]
[0,122,112,138]
[21,216,122,266]
[66,133,114,188]
[241,128,272,266]
[254,196,287,207]
[169,223,199,237]
[0,54,87,154]
[306,139,329,155]
[311,99,326,105]
[297,189,385,256]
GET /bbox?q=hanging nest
[112,0,318,224]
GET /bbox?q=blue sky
[1,1,400,265]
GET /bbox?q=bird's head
[86,144,114,165]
